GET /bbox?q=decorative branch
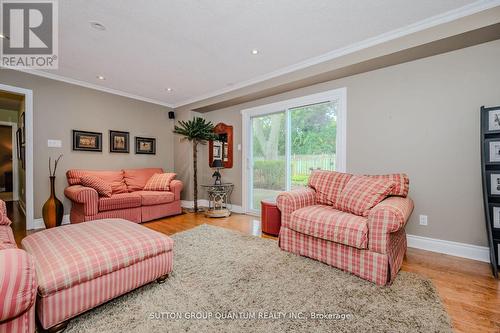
[49,154,63,177]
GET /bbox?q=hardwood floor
[10,208,500,333]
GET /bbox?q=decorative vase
[42,176,64,228]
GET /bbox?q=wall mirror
[209,123,233,169]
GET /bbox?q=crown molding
[173,0,500,108]
[11,68,175,108]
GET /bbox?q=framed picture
[72,130,102,152]
[109,130,129,153]
[487,171,500,196]
[16,128,22,159]
[490,204,500,229]
[135,137,156,154]
[487,109,500,132]
[486,139,500,163]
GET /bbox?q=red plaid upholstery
[66,169,128,194]
[143,173,176,191]
[141,201,182,222]
[0,226,16,250]
[136,191,175,206]
[21,219,173,297]
[36,251,172,330]
[0,201,11,226]
[170,180,183,201]
[307,170,352,207]
[64,185,98,216]
[288,205,368,249]
[337,176,396,217]
[98,193,142,212]
[276,187,316,226]
[367,173,409,197]
[123,168,164,191]
[0,249,37,333]
[367,196,414,254]
[80,175,112,197]
[280,227,389,285]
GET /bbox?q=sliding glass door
[243,89,346,214]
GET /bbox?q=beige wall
[0,69,175,219]
[175,39,500,247]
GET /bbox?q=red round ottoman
[261,199,281,236]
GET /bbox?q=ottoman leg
[46,320,69,333]
[156,274,169,284]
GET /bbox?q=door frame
[241,87,347,215]
[0,121,19,200]
[0,84,34,228]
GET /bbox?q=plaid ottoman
[21,218,173,331]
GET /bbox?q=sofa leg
[46,320,69,333]
[156,274,169,284]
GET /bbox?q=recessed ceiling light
[251,49,259,55]
[96,75,105,80]
[166,88,173,92]
[90,21,106,31]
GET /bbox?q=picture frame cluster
[72,130,156,155]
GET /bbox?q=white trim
[28,214,70,230]
[0,84,34,231]
[174,0,500,107]
[12,69,175,108]
[407,234,490,263]
[181,200,244,214]
[0,120,18,201]
[241,88,347,214]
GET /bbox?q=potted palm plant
[173,117,218,212]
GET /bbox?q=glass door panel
[251,112,286,211]
[289,101,338,189]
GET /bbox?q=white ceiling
[40,0,485,107]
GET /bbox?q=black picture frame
[486,170,500,197]
[16,128,22,159]
[109,130,130,153]
[489,204,500,230]
[483,108,500,134]
[19,112,25,145]
[135,137,156,155]
[72,130,102,152]
[485,138,500,164]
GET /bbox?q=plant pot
[42,176,64,228]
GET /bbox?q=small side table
[201,183,234,218]
[261,199,281,236]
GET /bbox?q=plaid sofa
[277,171,414,285]
[0,201,37,333]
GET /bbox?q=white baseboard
[181,200,244,214]
[28,214,70,230]
[407,234,490,263]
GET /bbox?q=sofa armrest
[0,200,11,226]
[64,185,99,216]
[277,187,316,226]
[367,196,414,253]
[0,249,37,322]
[170,180,183,201]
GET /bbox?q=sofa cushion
[21,218,174,296]
[98,193,142,212]
[0,200,11,225]
[288,205,368,249]
[67,169,127,194]
[144,173,176,191]
[337,176,396,217]
[80,175,112,197]
[123,168,164,192]
[367,173,409,197]
[0,225,17,249]
[307,170,352,207]
[136,191,175,206]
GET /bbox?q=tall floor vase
[42,176,64,228]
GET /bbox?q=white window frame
[241,87,347,215]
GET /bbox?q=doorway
[0,121,18,202]
[242,88,347,215]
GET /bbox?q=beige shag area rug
[66,224,452,333]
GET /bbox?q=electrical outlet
[419,215,428,226]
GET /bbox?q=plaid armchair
[277,170,414,285]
